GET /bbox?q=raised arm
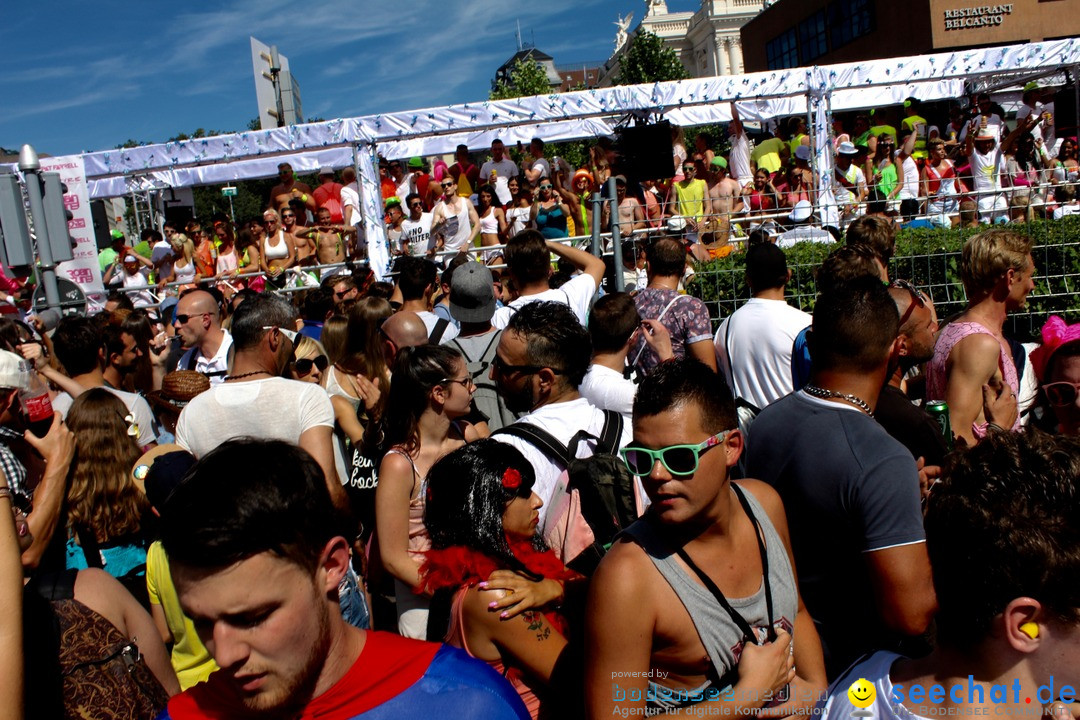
[546,238,605,288]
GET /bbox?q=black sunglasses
[293,355,329,376]
[491,355,564,376]
[9,491,32,516]
[174,312,208,325]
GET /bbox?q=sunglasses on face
[441,182,455,188]
[620,430,733,477]
[282,214,295,219]
[174,312,208,325]
[293,355,328,376]
[1045,381,1080,407]
[539,184,553,190]
[409,201,423,208]
[491,355,564,376]
[8,491,32,516]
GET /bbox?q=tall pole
[18,145,61,313]
[608,177,624,292]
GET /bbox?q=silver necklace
[803,384,873,415]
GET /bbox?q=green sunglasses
[620,430,732,477]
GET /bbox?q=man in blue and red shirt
[156,438,528,720]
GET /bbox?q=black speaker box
[616,120,674,181]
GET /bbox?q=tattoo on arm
[522,610,551,641]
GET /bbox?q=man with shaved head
[380,311,428,368]
[174,289,232,385]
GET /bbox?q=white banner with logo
[38,155,106,311]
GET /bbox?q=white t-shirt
[433,198,472,253]
[175,331,233,386]
[416,310,459,344]
[729,128,753,186]
[122,269,154,308]
[479,159,519,205]
[491,272,597,330]
[151,241,174,281]
[175,377,334,459]
[400,213,434,257]
[529,157,551,182]
[341,183,361,228]
[822,651,916,720]
[777,226,834,248]
[52,386,158,448]
[494,396,632,526]
[714,298,812,411]
[835,164,866,205]
[579,364,635,425]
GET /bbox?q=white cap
[0,350,28,390]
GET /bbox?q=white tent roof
[48,36,1080,199]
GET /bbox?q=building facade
[741,0,1080,72]
[597,0,767,86]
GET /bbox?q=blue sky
[1,0,701,157]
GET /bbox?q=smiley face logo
[847,678,876,709]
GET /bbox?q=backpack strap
[492,423,570,465]
[31,569,78,602]
[429,318,450,344]
[595,410,624,455]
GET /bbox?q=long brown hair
[338,296,392,385]
[65,388,147,543]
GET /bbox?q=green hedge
[685,217,1080,342]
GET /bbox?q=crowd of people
[0,89,1078,720]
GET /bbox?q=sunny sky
[1,0,702,157]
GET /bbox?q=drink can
[925,401,952,450]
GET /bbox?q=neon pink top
[926,320,1022,437]
[447,586,544,718]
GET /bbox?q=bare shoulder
[72,568,129,632]
[592,535,654,594]
[949,332,1002,376]
[734,478,784,517]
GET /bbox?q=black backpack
[493,410,638,576]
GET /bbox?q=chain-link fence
[688,216,1080,342]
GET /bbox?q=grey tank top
[622,484,798,700]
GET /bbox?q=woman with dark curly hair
[421,439,581,718]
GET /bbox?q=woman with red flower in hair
[421,439,582,719]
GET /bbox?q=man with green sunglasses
[587,358,826,718]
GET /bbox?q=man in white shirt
[50,316,158,448]
[962,114,1020,224]
[491,301,631,531]
[490,230,605,330]
[175,293,342,505]
[400,193,434,258]
[834,142,867,219]
[479,139,519,206]
[340,167,362,255]
[715,243,811,411]
[580,293,672,424]
[431,176,478,254]
[173,290,233,385]
[520,137,551,184]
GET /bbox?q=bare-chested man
[708,157,743,237]
[296,207,355,275]
[281,204,315,266]
[268,162,315,214]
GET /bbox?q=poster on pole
[37,155,106,312]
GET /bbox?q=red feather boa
[419,540,579,595]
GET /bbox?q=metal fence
[688,216,1080,343]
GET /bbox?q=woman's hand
[354,374,382,413]
[479,571,564,619]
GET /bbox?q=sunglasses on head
[293,355,328,376]
[620,430,733,477]
[1045,381,1080,407]
[890,279,926,326]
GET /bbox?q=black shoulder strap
[31,569,78,602]
[596,410,624,455]
[430,317,450,344]
[493,423,570,465]
[183,348,197,371]
[75,525,104,569]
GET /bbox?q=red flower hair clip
[501,468,521,490]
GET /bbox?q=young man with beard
[586,358,826,718]
[155,439,529,720]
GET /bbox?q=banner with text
[38,155,105,311]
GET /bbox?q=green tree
[614,30,690,85]
[490,57,552,100]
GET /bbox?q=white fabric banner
[37,155,106,311]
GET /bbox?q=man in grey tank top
[586,358,826,718]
